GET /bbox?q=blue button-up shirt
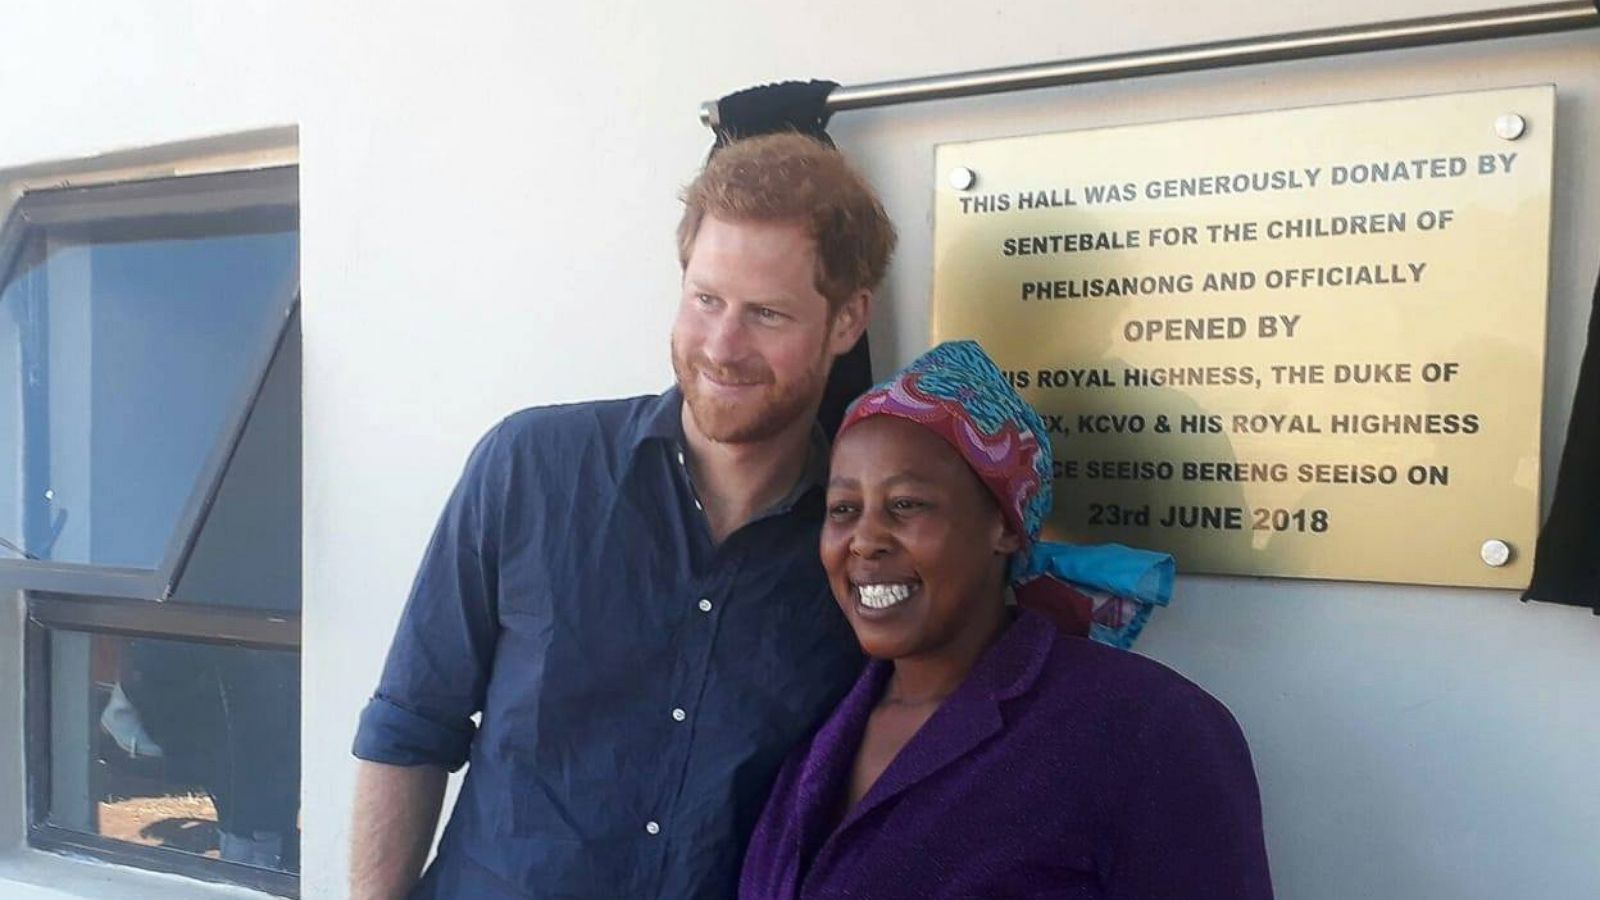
[353,389,863,899]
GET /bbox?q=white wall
[2,2,1598,898]
[0,2,303,172]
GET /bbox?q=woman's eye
[826,502,858,519]
[890,498,926,513]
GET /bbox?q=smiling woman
[740,341,1274,900]
[821,415,1017,670]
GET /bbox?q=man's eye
[695,293,718,307]
[753,307,787,322]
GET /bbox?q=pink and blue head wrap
[838,340,1174,649]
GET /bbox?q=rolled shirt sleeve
[354,694,476,770]
[352,422,508,772]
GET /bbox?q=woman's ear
[993,517,1024,556]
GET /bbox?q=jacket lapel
[799,613,1059,896]
[783,662,888,895]
[832,610,1057,836]
[836,684,1004,833]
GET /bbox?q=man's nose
[702,309,750,365]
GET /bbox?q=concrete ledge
[0,846,274,900]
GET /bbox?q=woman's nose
[849,513,893,558]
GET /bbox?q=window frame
[0,166,300,599]
[25,611,301,898]
[2,166,303,898]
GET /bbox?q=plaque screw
[1493,114,1526,141]
[1480,539,1512,567]
[949,167,976,191]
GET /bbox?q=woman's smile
[853,580,922,613]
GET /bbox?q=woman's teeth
[857,583,916,610]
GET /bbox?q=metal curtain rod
[700,2,1600,126]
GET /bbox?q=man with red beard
[349,133,896,900]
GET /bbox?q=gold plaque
[931,86,1553,588]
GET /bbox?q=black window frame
[1,166,302,898]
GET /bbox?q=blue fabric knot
[1017,542,1175,649]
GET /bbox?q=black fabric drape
[707,80,873,439]
[711,80,839,150]
[1524,265,1600,613]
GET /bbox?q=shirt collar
[633,386,690,449]
[636,386,830,509]
[771,423,829,510]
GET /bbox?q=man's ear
[827,290,871,357]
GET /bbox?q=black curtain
[1524,264,1600,613]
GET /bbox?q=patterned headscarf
[838,341,1174,649]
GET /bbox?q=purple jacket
[740,609,1273,899]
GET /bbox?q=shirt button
[697,598,713,613]
[645,820,661,836]
[671,707,687,722]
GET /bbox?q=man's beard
[672,339,828,445]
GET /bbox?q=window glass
[170,312,300,612]
[48,630,300,874]
[0,213,296,568]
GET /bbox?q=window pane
[0,208,296,568]
[171,312,300,612]
[47,630,300,874]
